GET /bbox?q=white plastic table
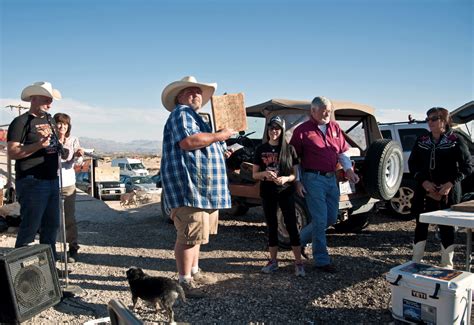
[420,209,474,272]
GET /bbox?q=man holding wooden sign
[211,93,247,132]
[161,76,236,298]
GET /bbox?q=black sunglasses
[425,116,441,122]
[268,125,281,131]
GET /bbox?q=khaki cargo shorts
[172,206,218,245]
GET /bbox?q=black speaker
[0,244,62,323]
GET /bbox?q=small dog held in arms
[126,267,186,323]
[120,190,138,208]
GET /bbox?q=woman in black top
[408,107,472,269]
[252,116,305,277]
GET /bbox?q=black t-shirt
[253,142,299,197]
[7,112,59,180]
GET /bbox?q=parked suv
[225,99,404,246]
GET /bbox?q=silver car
[119,175,161,195]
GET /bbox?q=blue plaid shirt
[161,105,231,210]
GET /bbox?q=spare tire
[364,139,403,200]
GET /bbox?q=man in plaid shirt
[161,76,236,297]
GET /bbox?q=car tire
[277,195,310,248]
[364,139,403,200]
[223,200,249,216]
[386,178,416,220]
[332,212,371,233]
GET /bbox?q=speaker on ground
[0,244,62,323]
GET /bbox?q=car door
[397,127,429,174]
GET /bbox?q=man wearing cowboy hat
[7,81,63,260]
[161,76,236,297]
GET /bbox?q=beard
[189,98,202,110]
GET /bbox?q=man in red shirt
[290,96,359,273]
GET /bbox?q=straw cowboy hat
[161,76,217,112]
[21,81,62,102]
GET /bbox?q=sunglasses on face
[425,116,441,123]
[268,125,281,131]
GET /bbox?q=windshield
[228,116,265,141]
[131,176,153,184]
[130,163,146,170]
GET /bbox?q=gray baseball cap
[267,115,285,129]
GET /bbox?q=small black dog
[126,267,186,323]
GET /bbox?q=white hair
[311,96,332,111]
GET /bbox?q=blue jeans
[299,172,339,266]
[15,176,60,258]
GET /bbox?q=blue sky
[1,0,472,142]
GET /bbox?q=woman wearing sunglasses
[252,116,305,277]
[408,107,472,268]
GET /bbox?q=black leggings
[414,197,455,248]
[261,192,300,247]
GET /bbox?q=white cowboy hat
[161,76,217,112]
[21,81,62,102]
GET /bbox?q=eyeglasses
[425,116,441,123]
[268,125,281,131]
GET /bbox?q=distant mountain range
[79,137,162,155]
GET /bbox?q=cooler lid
[387,261,474,291]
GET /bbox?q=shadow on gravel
[168,255,396,324]
[54,298,108,320]
[72,280,129,292]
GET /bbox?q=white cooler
[386,261,473,324]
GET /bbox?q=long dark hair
[266,117,293,176]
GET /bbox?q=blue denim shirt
[161,105,231,210]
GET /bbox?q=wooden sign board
[452,200,474,213]
[95,166,120,182]
[211,93,247,132]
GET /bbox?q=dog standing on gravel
[126,267,186,323]
[120,190,138,208]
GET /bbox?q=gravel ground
[0,193,472,324]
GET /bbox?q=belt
[304,169,335,177]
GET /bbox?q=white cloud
[1,98,171,142]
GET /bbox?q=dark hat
[267,115,285,129]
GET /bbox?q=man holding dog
[161,76,236,297]
[290,96,360,273]
[7,81,62,260]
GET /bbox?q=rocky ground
[0,193,472,324]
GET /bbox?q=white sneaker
[295,263,306,277]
